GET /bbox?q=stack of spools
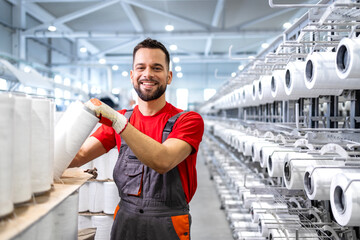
[0,93,55,218]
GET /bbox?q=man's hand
[84,98,128,134]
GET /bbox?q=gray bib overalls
[110,110,191,240]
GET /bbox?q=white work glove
[84,98,128,134]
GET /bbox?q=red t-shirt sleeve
[167,111,204,154]
[91,109,127,152]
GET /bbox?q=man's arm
[69,136,107,168]
[121,123,193,174]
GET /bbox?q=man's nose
[143,67,154,78]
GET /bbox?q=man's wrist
[112,112,128,134]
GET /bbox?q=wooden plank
[0,168,92,240]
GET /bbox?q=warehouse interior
[1,0,360,239]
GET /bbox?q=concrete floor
[189,153,233,240]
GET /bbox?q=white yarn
[103,182,120,214]
[78,215,92,230]
[79,182,89,212]
[31,98,52,194]
[91,215,114,240]
[0,93,14,217]
[88,181,104,213]
[12,95,32,204]
[52,191,79,239]
[54,101,99,180]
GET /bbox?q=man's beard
[133,81,167,101]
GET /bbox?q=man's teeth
[142,82,155,86]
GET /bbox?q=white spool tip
[284,162,291,182]
[258,81,262,95]
[271,76,276,93]
[304,171,314,195]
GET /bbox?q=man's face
[130,48,172,102]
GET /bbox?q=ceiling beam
[23,0,121,35]
[120,2,143,32]
[205,0,225,56]
[122,0,215,31]
[93,37,142,57]
[23,30,280,39]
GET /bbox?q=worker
[70,38,204,240]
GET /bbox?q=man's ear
[130,70,134,83]
[167,71,173,85]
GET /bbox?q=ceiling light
[261,43,269,49]
[248,56,255,60]
[112,88,120,95]
[238,65,244,71]
[54,75,62,83]
[283,22,292,29]
[99,58,106,64]
[122,71,128,77]
[177,72,183,78]
[169,44,177,51]
[165,24,174,32]
[175,66,182,72]
[48,25,57,32]
[23,66,31,73]
[80,47,87,53]
[172,57,180,63]
[64,77,71,86]
[231,72,236,77]
[112,65,119,71]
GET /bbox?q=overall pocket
[122,161,144,196]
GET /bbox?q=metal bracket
[320,143,349,158]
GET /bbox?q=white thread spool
[106,148,118,180]
[251,79,260,106]
[93,155,107,180]
[250,202,288,223]
[227,213,252,222]
[234,231,265,240]
[267,151,294,177]
[52,191,79,239]
[269,228,319,240]
[258,213,300,237]
[283,154,342,190]
[79,182,89,212]
[104,182,120,214]
[242,137,261,157]
[12,94,32,204]
[252,142,278,163]
[88,181,104,213]
[31,98,52,195]
[49,100,55,185]
[336,37,360,80]
[260,146,286,169]
[91,215,114,240]
[258,75,273,104]
[54,101,99,181]
[241,192,274,209]
[242,84,253,107]
[304,167,360,200]
[304,52,344,95]
[330,172,360,226]
[285,61,316,99]
[235,87,243,107]
[230,221,258,230]
[271,70,290,101]
[0,93,14,217]
[78,215,92,230]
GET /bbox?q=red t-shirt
[91,102,204,203]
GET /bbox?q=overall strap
[162,111,187,143]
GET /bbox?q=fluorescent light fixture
[231,72,236,77]
[283,22,292,29]
[24,66,31,73]
[24,86,32,93]
[80,47,87,53]
[172,57,180,63]
[37,88,47,96]
[169,44,177,51]
[261,43,269,49]
[175,66,182,72]
[238,65,244,71]
[248,56,255,60]
[99,58,106,64]
[112,65,119,71]
[165,24,174,31]
[122,71,129,77]
[0,78,7,90]
[177,72,183,78]
[112,88,120,94]
[48,25,57,32]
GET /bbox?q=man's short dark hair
[133,38,170,70]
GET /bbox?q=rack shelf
[0,168,92,240]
